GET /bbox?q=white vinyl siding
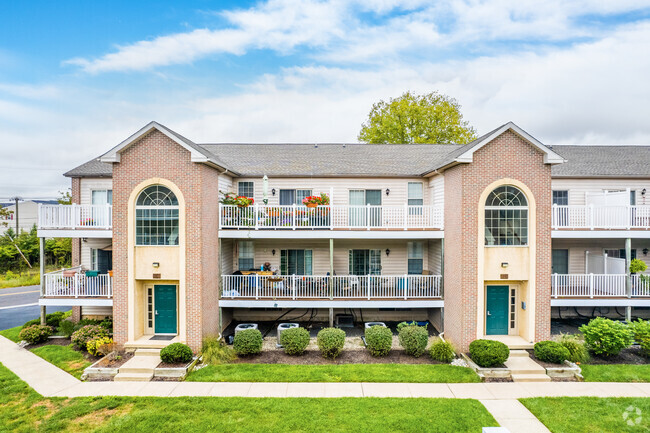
[551,179,650,206]
[80,178,113,205]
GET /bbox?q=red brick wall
[70,177,82,322]
[112,129,221,351]
[443,130,552,351]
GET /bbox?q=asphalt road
[0,285,70,330]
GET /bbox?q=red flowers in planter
[302,193,330,207]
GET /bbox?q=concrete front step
[114,372,154,382]
[119,355,160,375]
[511,373,552,382]
[509,350,530,357]
[135,348,161,357]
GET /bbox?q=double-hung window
[238,182,254,198]
[92,190,113,205]
[408,182,423,215]
[552,190,568,206]
[279,189,312,206]
[407,241,424,274]
[238,241,255,271]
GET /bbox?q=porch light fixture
[271,188,276,196]
[385,188,390,196]
[272,249,276,256]
[152,262,160,268]
[644,248,649,256]
[501,262,509,268]
[643,188,647,196]
[385,249,390,256]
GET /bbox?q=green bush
[99,317,113,331]
[233,329,263,356]
[71,325,108,350]
[317,327,346,359]
[23,311,67,330]
[18,325,53,344]
[280,327,310,356]
[365,325,393,357]
[429,338,455,363]
[469,339,509,367]
[86,336,113,357]
[557,333,590,363]
[579,317,633,357]
[398,325,428,357]
[59,319,75,338]
[396,321,421,332]
[201,336,237,365]
[534,340,570,364]
[160,342,193,364]
[627,319,650,357]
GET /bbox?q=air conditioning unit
[335,314,354,328]
[276,323,299,346]
[234,323,259,335]
[364,321,387,329]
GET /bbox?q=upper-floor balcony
[552,205,650,236]
[40,266,113,307]
[551,273,650,307]
[219,204,443,238]
[38,204,112,238]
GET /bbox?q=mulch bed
[94,351,133,368]
[232,349,444,365]
[157,360,193,368]
[585,347,650,365]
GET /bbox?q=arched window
[485,185,528,246]
[135,185,179,246]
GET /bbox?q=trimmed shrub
[18,325,53,344]
[534,341,570,364]
[469,339,509,367]
[281,327,310,356]
[628,319,650,357]
[579,317,633,357]
[233,329,263,356]
[317,327,346,359]
[365,325,393,357]
[201,336,237,365]
[59,319,75,338]
[429,338,455,363]
[557,333,589,363]
[99,317,113,332]
[398,325,428,357]
[71,325,108,350]
[23,311,67,330]
[160,342,193,364]
[86,336,113,357]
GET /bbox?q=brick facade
[70,177,82,322]
[443,130,552,352]
[112,130,220,351]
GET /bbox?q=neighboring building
[36,121,650,352]
[1,200,58,235]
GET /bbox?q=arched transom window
[136,185,179,246]
[485,185,528,246]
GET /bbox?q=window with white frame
[91,248,98,270]
[279,189,312,205]
[485,185,528,246]
[407,241,423,275]
[552,190,568,206]
[238,241,254,271]
[237,182,254,198]
[92,190,113,205]
[135,185,179,246]
[408,182,423,206]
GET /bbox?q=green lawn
[522,397,650,432]
[0,363,497,433]
[30,345,92,379]
[0,325,22,343]
[187,363,481,383]
[580,364,650,382]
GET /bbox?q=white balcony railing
[219,204,443,230]
[551,274,650,298]
[221,274,442,300]
[552,205,650,230]
[43,271,113,298]
[38,204,112,230]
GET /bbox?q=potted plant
[302,193,330,208]
[219,191,254,208]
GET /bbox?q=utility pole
[9,196,22,234]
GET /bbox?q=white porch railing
[38,204,112,230]
[43,270,113,298]
[552,205,650,229]
[219,204,443,230]
[221,274,442,299]
[551,274,650,298]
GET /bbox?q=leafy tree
[58,190,72,205]
[0,206,13,228]
[358,91,477,144]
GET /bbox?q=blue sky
[1,0,650,197]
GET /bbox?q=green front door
[486,285,509,335]
[154,285,177,334]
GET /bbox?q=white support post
[404,274,408,300]
[367,275,371,300]
[589,273,594,298]
[552,273,557,299]
[404,203,408,230]
[71,203,77,230]
[255,274,260,300]
[552,203,557,229]
[292,274,297,300]
[292,204,296,230]
[74,273,79,298]
[254,203,259,230]
[589,204,594,230]
[366,204,370,230]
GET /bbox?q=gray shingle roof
[64,158,112,178]
[550,145,650,177]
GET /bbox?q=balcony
[219,204,443,238]
[38,204,112,237]
[552,205,650,231]
[551,274,650,306]
[40,267,113,306]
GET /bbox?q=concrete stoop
[505,350,550,383]
[114,352,161,382]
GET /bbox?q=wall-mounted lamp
[644,248,649,256]
[385,249,390,256]
[643,188,647,196]
[152,262,160,268]
[385,188,390,196]
[82,238,88,243]
[501,262,509,268]
[271,188,276,196]
[272,249,276,256]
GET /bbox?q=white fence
[219,204,443,230]
[552,205,650,229]
[551,274,650,298]
[221,274,442,299]
[39,204,112,230]
[43,271,113,298]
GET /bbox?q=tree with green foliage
[58,189,72,205]
[358,91,477,144]
[0,206,13,228]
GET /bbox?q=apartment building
[36,121,650,352]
